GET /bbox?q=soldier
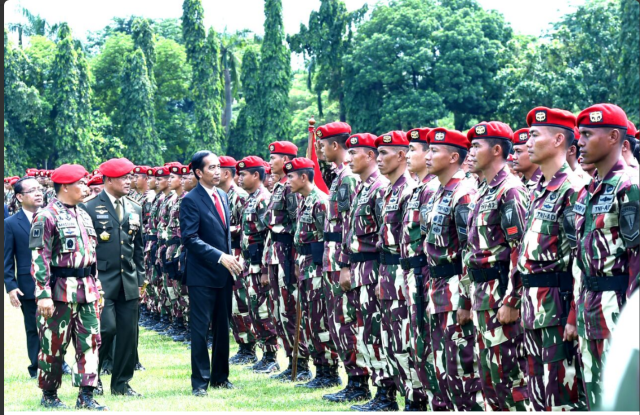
[286,157,341,389]
[508,108,588,411]
[218,156,257,365]
[512,128,542,194]
[263,142,311,380]
[139,167,158,328]
[574,104,640,410]
[340,134,394,411]
[623,121,639,172]
[401,128,445,410]
[566,128,592,187]
[43,171,56,206]
[87,175,105,198]
[237,157,281,373]
[423,128,484,411]
[31,164,107,410]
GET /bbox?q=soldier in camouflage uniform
[512,128,542,195]
[341,134,394,411]
[139,167,158,327]
[422,128,484,411]
[31,164,107,410]
[263,142,311,381]
[511,108,588,411]
[574,104,640,410]
[286,158,342,389]
[237,157,281,373]
[402,128,446,410]
[218,156,257,364]
[464,123,529,411]
[43,171,57,206]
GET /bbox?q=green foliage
[229,47,262,158]
[90,32,134,117]
[132,18,157,89]
[618,0,639,124]
[221,30,252,135]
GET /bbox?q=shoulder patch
[500,199,524,242]
[620,200,640,248]
[29,222,45,249]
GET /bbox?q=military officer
[512,128,542,195]
[31,164,107,410]
[574,104,640,410]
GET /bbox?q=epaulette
[126,196,142,207]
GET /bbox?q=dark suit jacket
[180,183,232,289]
[4,204,9,219]
[81,191,145,301]
[4,210,36,300]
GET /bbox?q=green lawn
[4,293,404,411]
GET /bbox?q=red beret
[269,141,298,157]
[527,107,576,132]
[146,167,156,177]
[577,104,628,130]
[87,175,104,186]
[375,131,409,148]
[429,128,471,150]
[168,164,186,175]
[219,156,237,169]
[164,162,182,169]
[181,165,191,175]
[626,120,638,139]
[636,131,640,140]
[262,161,272,175]
[134,166,152,174]
[26,169,37,177]
[51,164,88,185]
[346,133,378,150]
[9,178,19,186]
[237,156,266,172]
[507,154,514,162]
[468,121,514,142]
[572,127,580,145]
[316,122,352,140]
[154,167,170,177]
[100,158,135,178]
[512,128,530,145]
[284,157,315,174]
[407,128,431,144]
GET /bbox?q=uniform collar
[487,166,510,190]
[527,167,543,186]
[363,169,381,187]
[591,160,626,194]
[442,170,466,192]
[536,163,572,194]
[391,171,411,191]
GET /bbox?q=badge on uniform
[97,214,110,220]
[96,209,109,215]
[100,231,111,241]
[64,238,76,252]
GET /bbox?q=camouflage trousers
[169,278,189,322]
[144,241,159,312]
[381,299,428,403]
[302,276,339,367]
[268,264,308,359]
[578,336,611,411]
[327,270,370,377]
[156,246,171,316]
[524,326,587,411]
[37,301,101,390]
[248,272,279,353]
[430,311,485,411]
[474,308,529,411]
[231,273,256,345]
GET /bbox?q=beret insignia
[158,169,164,175]
[434,132,446,141]
[383,135,392,143]
[351,137,358,145]
[286,163,293,170]
[270,145,276,152]
[536,111,547,122]
[316,130,323,138]
[410,131,420,139]
[475,125,487,135]
[147,169,153,175]
[519,133,528,142]
[590,111,603,123]
[239,162,246,169]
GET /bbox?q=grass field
[3,292,406,411]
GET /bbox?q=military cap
[572,127,580,146]
[429,128,471,150]
[626,120,638,140]
[269,141,298,157]
[263,161,272,175]
[146,167,156,176]
[26,169,37,177]
[134,166,152,174]
[346,133,378,150]
[168,164,187,175]
[99,158,135,178]
[181,165,191,175]
[236,156,266,172]
[316,122,352,140]
[87,175,104,186]
[154,166,170,178]
[9,177,20,186]
[407,128,431,144]
[527,107,576,131]
[512,128,530,145]
[219,156,237,169]
[375,131,409,148]
[468,121,514,142]
[51,164,88,184]
[283,157,315,175]
[577,103,628,130]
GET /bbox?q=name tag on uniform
[358,188,371,205]
[96,214,110,220]
[407,201,420,209]
[534,210,557,222]
[57,220,76,229]
[574,203,586,215]
[437,204,451,215]
[592,204,612,214]
[385,203,399,212]
[479,201,498,212]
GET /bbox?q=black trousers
[98,290,139,394]
[20,298,40,377]
[190,283,232,390]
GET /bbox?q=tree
[132,18,157,89]
[220,30,250,136]
[90,32,134,117]
[618,0,639,124]
[6,6,60,47]
[119,48,163,165]
[257,0,292,149]
[229,47,261,158]
[288,0,367,121]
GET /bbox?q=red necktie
[212,191,226,227]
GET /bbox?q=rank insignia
[100,231,111,241]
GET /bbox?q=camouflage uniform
[165,191,189,324]
[157,191,178,318]
[323,164,365,377]
[342,170,394,388]
[263,178,308,359]
[144,192,165,313]
[401,174,445,409]
[140,190,155,307]
[227,184,255,346]
[424,170,484,411]
[31,199,102,391]
[574,160,640,410]
[524,167,543,195]
[43,188,57,206]
[295,187,339,368]
[319,160,338,192]
[242,186,279,354]
[515,163,587,411]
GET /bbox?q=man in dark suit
[82,158,145,397]
[180,151,243,396]
[4,203,9,219]
[4,177,44,378]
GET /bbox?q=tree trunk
[223,68,232,135]
[339,93,346,122]
[454,111,467,132]
[317,91,324,118]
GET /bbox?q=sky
[5,0,587,41]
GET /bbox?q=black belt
[50,266,93,278]
[324,232,342,243]
[401,254,428,271]
[430,261,463,279]
[349,252,380,264]
[242,243,265,266]
[379,251,401,266]
[522,272,572,291]
[297,242,325,266]
[271,233,294,245]
[145,235,158,243]
[231,238,241,250]
[166,238,181,247]
[584,275,628,292]
[469,263,509,283]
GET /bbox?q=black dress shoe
[135,362,146,371]
[113,385,143,397]
[192,388,208,397]
[210,381,236,390]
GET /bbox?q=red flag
[308,124,330,194]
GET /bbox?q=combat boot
[321,365,342,388]
[270,358,293,381]
[141,313,159,328]
[95,379,104,396]
[351,386,399,412]
[230,343,258,365]
[404,399,428,411]
[152,315,170,332]
[294,358,313,382]
[41,390,68,409]
[296,365,325,388]
[325,375,372,403]
[253,352,280,374]
[76,387,109,411]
